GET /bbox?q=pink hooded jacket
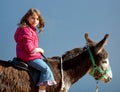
[14,26,42,62]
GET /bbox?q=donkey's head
[85,33,112,83]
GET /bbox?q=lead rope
[96,81,99,92]
[60,57,65,90]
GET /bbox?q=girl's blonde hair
[18,8,44,32]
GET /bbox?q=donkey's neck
[63,51,91,84]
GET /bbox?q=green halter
[87,45,111,80]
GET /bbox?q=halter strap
[86,45,111,80]
[86,45,104,79]
[87,45,96,67]
[86,45,100,92]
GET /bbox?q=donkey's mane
[62,48,84,61]
[49,47,86,62]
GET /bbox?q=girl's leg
[27,59,56,91]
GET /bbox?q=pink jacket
[14,26,42,62]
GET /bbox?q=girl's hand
[32,48,44,54]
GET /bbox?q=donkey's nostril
[108,77,112,81]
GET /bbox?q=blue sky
[0,0,120,91]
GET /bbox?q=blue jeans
[27,59,56,86]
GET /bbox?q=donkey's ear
[85,33,96,45]
[95,34,109,54]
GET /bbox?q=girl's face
[27,13,39,27]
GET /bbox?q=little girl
[14,8,56,92]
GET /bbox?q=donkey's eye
[102,60,107,63]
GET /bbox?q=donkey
[0,33,112,92]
